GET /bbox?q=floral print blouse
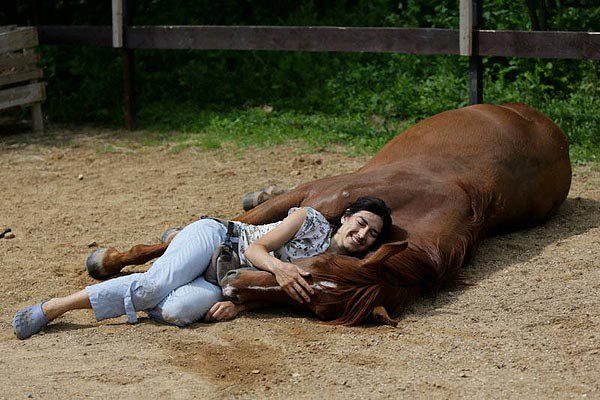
[234,207,332,267]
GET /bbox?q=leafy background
[4,0,599,160]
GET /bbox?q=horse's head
[220,241,409,326]
[296,241,409,326]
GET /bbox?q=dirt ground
[0,125,598,399]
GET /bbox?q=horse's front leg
[86,243,169,279]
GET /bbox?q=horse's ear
[362,241,408,267]
[371,306,398,327]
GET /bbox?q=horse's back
[241,103,571,234]
[363,103,571,232]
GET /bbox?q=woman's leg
[42,290,91,321]
[87,218,226,323]
[13,289,92,339]
[13,275,140,340]
[146,276,223,327]
[14,218,226,339]
[40,274,223,328]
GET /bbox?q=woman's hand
[243,208,314,304]
[272,262,314,304]
[204,301,244,322]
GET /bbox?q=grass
[41,48,599,163]
[134,102,414,156]
[127,100,598,163]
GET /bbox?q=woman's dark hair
[344,196,393,245]
[327,196,392,251]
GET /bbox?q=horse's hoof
[242,191,264,211]
[242,186,287,211]
[160,227,182,244]
[86,248,109,280]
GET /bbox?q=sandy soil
[0,126,598,399]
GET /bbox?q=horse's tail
[312,183,494,326]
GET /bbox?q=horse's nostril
[221,284,238,300]
[220,269,241,287]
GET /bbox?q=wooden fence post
[469,0,483,104]
[31,103,43,132]
[123,47,135,130]
[112,0,123,48]
[113,0,135,129]
[460,0,472,56]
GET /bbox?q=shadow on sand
[408,196,600,317]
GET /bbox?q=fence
[32,0,600,129]
[0,25,45,132]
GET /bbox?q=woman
[13,196,392,339]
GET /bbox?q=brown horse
[87,103,571,326]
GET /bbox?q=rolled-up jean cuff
[85,272,142,322]
[85,285,119,322]
[84,286,102,321]
[123,282,138,324]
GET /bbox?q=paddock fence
[0,25,45,132]
[26,0,600,129]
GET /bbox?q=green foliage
[13,1,599,161]
[40,46,122,124]
[136,102,399,155]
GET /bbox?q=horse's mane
[312,182,494,326]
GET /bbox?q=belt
[200,216,240,254]
[201,216,242,286]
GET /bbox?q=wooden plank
[36,25,600,60]
[480,30,600,60]
[0,69,43,87]
[470,57,483,104]
[38,26,113,46]
[0,50,38,70]
[459,0,472,56]
[0,27,38,54]
[126,26,460,54]
[0,25,18,34]
[0,82,45,110]
[112,0,123,48]
[31,102,44,132]
[469,0,483,105]
[121,0,135,129]
[123,48,135,129]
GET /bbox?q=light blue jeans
[85,218,226,326]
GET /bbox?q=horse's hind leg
[86,228,180,279]
[242,186,288,211]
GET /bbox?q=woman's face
[337,210,384,253]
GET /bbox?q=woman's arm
[244,208,315,303]
[204,300,271,322]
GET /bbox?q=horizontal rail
[480,30,600,60]
[1,27,38,54]
[37,25,600,60]
[38,26,112,46]
[0,82,45,110]
[0,50,39,70]
[0,69,43,88]
[126,26,459,55]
